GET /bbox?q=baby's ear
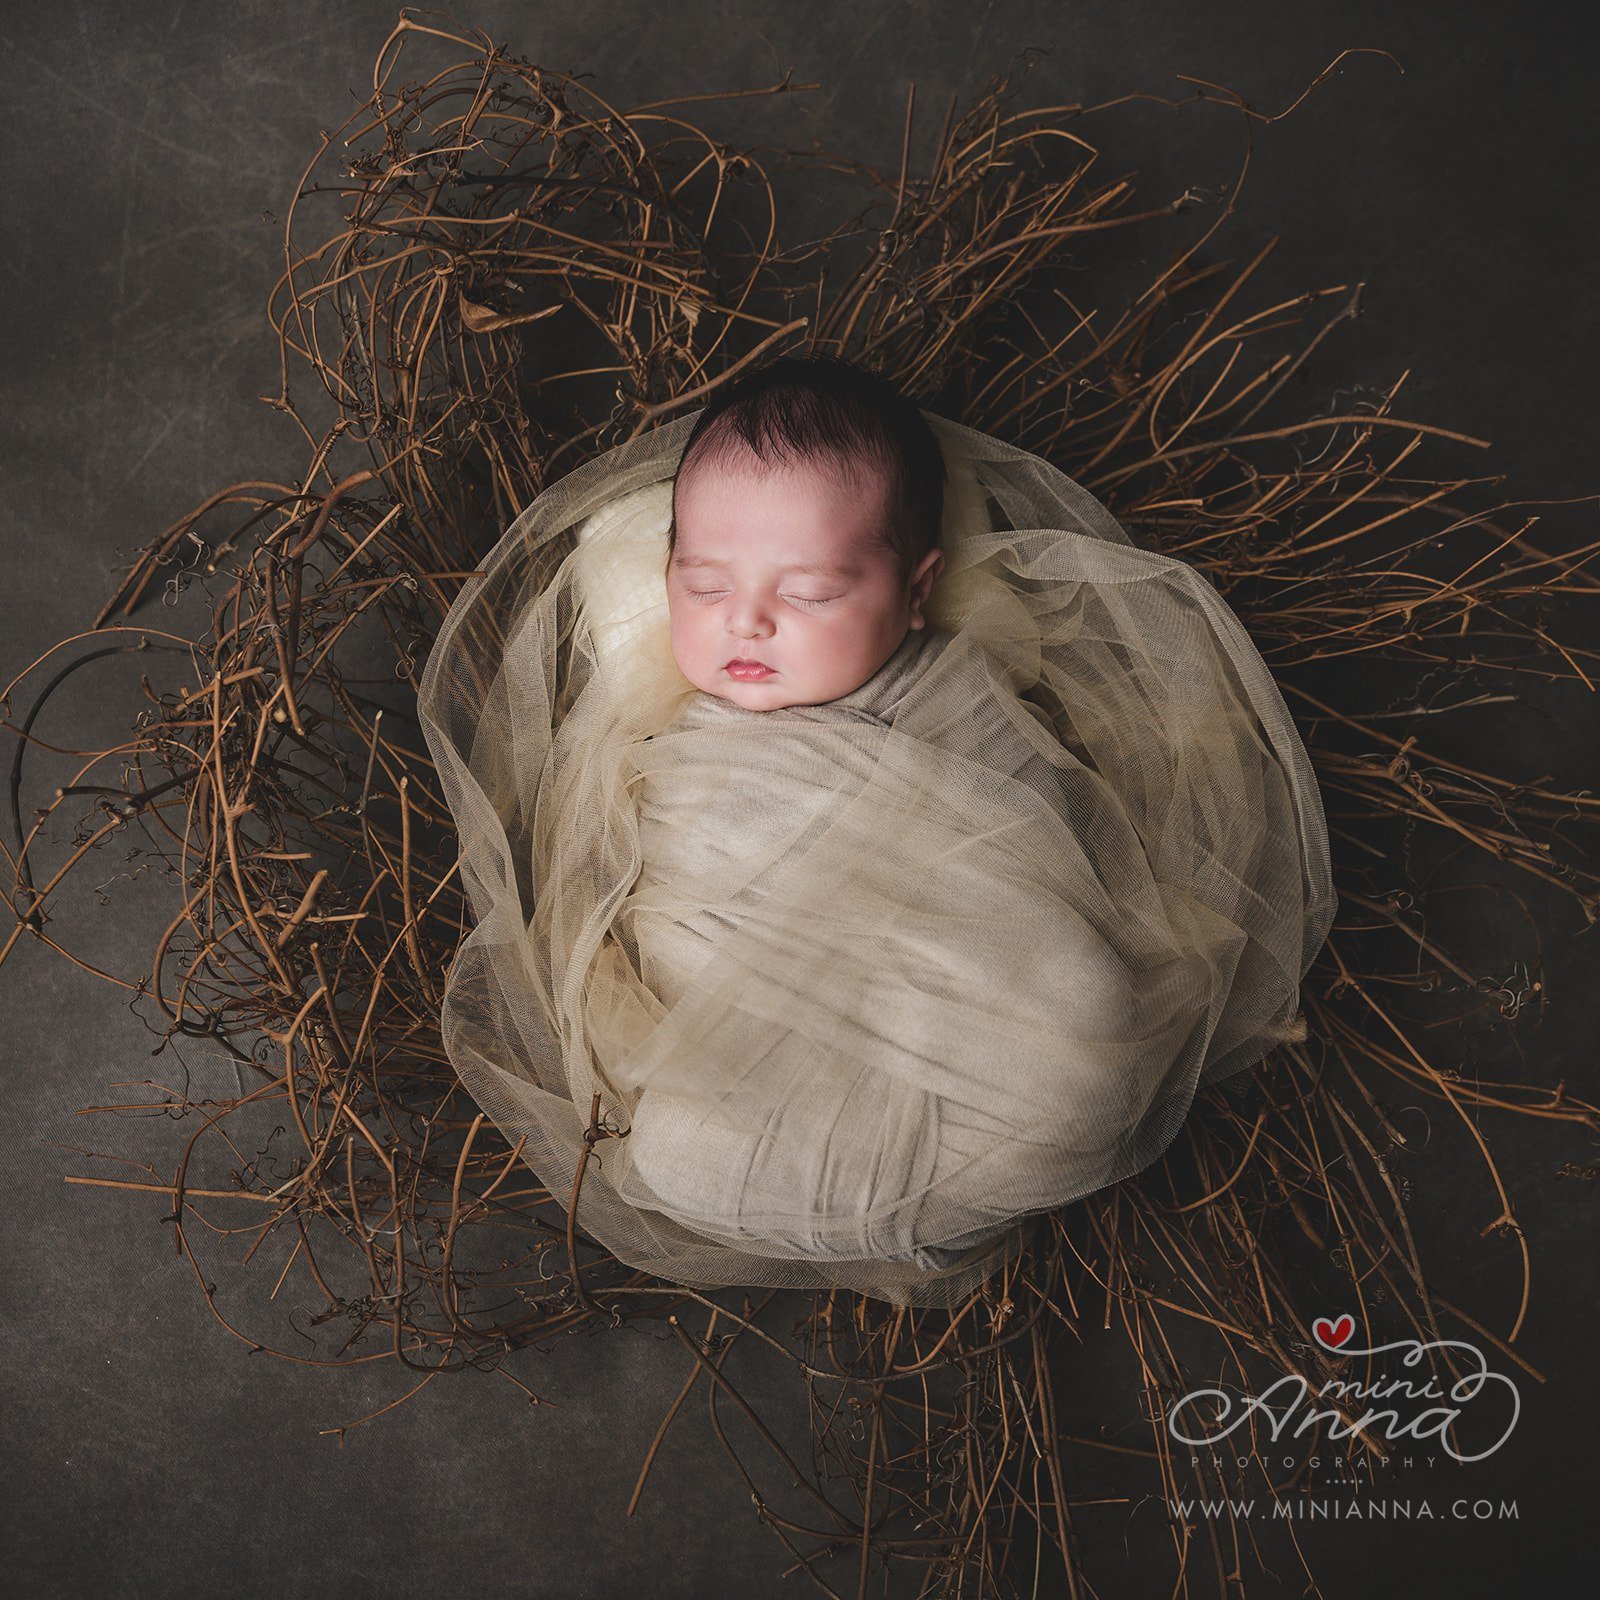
[907,547,945,622]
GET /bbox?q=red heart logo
[1313,1313,1355,1349]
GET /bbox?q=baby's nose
[728,605,775,637]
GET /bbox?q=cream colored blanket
[596,624,1219,1268]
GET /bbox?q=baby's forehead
[671,442,896,567]
[678,441,890,499]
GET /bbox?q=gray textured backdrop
[3,3,1595,1596]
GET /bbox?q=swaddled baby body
[615,619,1174,1270]
[604,357,1185,1270]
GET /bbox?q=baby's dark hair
[665,354,947,586]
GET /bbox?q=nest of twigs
[6,14,1597,1597]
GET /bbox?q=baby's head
[663,355,947,710]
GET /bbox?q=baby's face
[666,450,943,711]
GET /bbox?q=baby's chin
[701,677,807,711]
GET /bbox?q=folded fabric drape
[418,409,1336,1309]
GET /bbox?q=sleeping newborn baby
[604,357,1202,1273]
[661,372,947,713]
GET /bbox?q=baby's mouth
[725,658,776,679]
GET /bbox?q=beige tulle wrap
[417,410,1336,1309]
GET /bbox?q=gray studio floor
[3,3,1596,1595]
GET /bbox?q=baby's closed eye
[685,587,839,610]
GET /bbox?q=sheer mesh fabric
[417,411,1336,1310]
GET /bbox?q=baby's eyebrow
[670,554,861,580]
[788,561,861,580]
